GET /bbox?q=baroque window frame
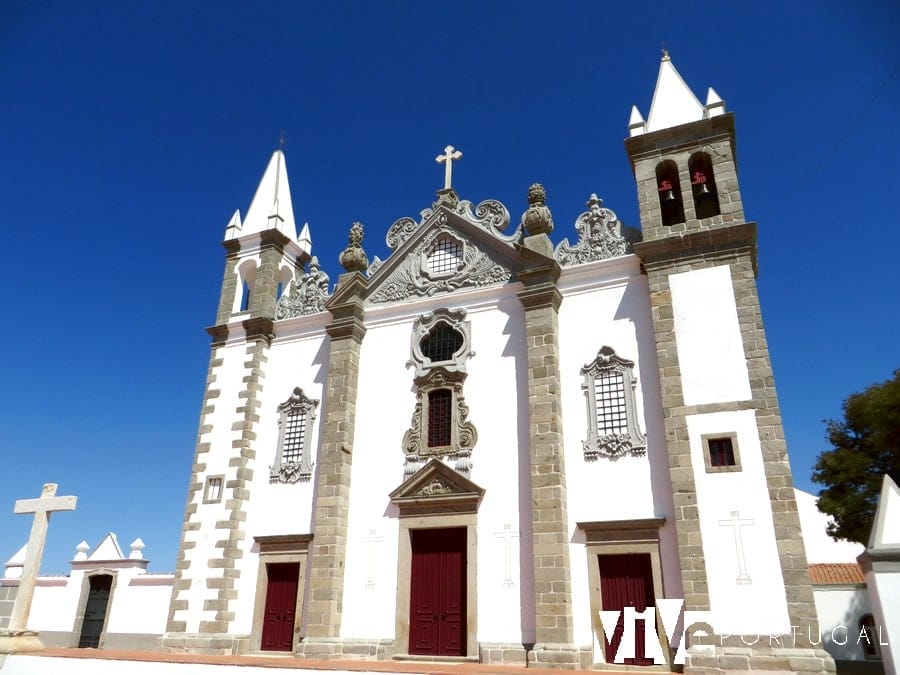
[581,346,646,460]
[402,309,477,477]
[421,233,465,282]
[270,387,318,483]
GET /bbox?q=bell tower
[627,55,834,673]
[163,148,313,654]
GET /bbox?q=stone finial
[129,538,145,560]
[339,221,369,273]
[74,540,90,561]
[522,183,554,236]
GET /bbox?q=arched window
[235,260,257,314]
[655,160,685,226]
[858,614,881,660]
[689,152,721,220]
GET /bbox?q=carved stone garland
[555,194,630,266]
[275,256,331,319]
[581,346,646,460]
[385,197,519,252]
[270,387,319,483]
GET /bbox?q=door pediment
[389,458,484,516]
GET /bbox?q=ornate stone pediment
[389,458,484,516]
[366,195,523,306]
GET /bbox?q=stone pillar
[516,234,585,670]
[634,227,834,673]
[295,270,367,659]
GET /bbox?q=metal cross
[279,130,286,150]
[718,510,754,585]
[9,484,77,630]
[362,529,383,590]
[436,145,463,190]
[494,523,519,588]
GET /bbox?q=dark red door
[409,528,466,656]
[598,553,656,665]
[260,562,300,651]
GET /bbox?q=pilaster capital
[633,221,758,274]
[242,317,275,342]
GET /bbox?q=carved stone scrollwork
[407,308,473,378]
[402,369,477,478]
[340,221,369,273]
[454,199,518,240]
[275,256,331,319]
[370,229,509,304]
[415,477,459,497]
[581,346,647,461]
[555,193,631,266]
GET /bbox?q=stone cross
[436,145,462,190]
[494,523,519,588]
[9,484,77,630]
[718,510,754,585]
[362,529,383,590]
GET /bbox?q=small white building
[0,534,172,650]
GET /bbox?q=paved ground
[19,648,670,674]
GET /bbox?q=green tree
[812,369,900,544]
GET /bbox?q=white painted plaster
[646,56,705,133]
[1,655,371,675]
[813,586,873,662]
[669,265,752,406]
[795,489,864,563]
[865,571,899,674]
[241,150,297,240]
[687,410,790,635]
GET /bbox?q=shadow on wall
[828,589,884,673]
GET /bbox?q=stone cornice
[325,315,366,341]
[633,222,758,274]
[242,317,275,342]
[516,283,562,311]
[578,518,665,543]
[625,113,737,167]
[205,324,229,346]
[220,230,310,265]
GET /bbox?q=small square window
[702,433,742,473]
[203,475,224,504]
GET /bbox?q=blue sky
[1,2,897,574]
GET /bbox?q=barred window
[427,237,462,276]
[594,371,628,436]
[581,346,646,460]
[421,322,464,364]
[271,387,318,483]
[427,389,452,447]
[281,409,307,464]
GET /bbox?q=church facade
[158,56,836,672]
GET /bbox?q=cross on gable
[436,145,462,190]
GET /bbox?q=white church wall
[795,489,864,563]
[465,294,529,644]
[669,265,752,406]
[687,410,790,635]
[176,340,249,633]
[228,325,328,637]
[105,575,173,636]
[340,313,410,640]
[813,586,873,663]
[28,576,79,632]
[865,572,898,674]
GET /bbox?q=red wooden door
[261,562,300,651]
[597,553,655,665]
[409,528,466,656]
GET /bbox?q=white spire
[242,149,297,240]
[628,105,646,137]
[644,53,706,133]
[298,222,312,256]
[705,86,726,117]
[224,209,242,240]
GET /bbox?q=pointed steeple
[242,149,297,240]
[645,53,705,133]
[224,209,242,240]
[705,86,726,118]
[298,222,312,255]
[628,105,646,137]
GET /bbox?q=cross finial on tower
[436,145,463,190]
[661,42,670,60]
[278,130,286,151]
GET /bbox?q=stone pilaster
[214,242,241,326]
[634,226,833,673]
[250,231,290,320]
[515,235,586,670]
[295,271,367,659]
